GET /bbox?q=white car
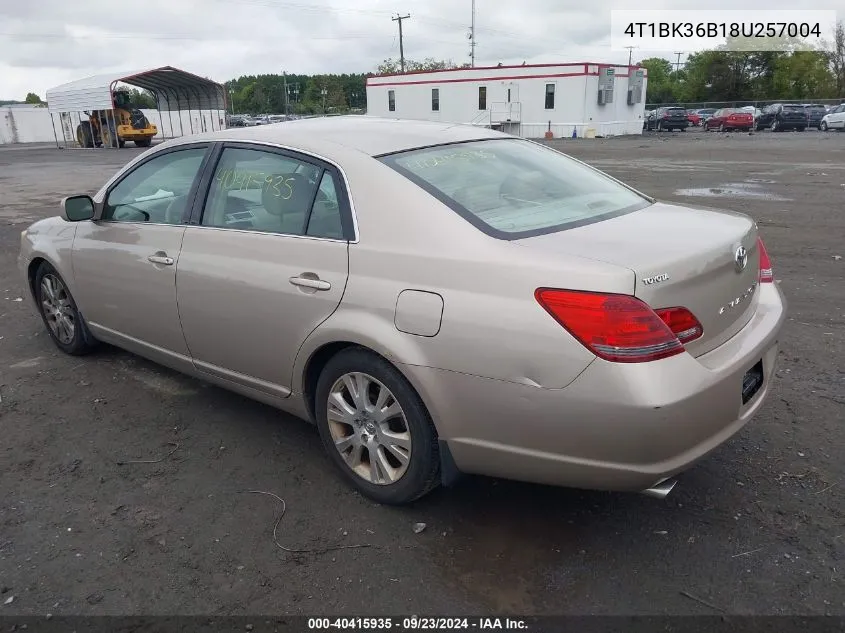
[820,104,845,131]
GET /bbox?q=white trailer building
[366,62,648,138]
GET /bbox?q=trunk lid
[516,202,761,357]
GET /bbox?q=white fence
[1,106,227,145]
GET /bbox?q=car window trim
[188,140,356,242]
[97,143,214,225]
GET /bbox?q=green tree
[376,57,469,74]
[25,92,43,104]
[639,57,676,103]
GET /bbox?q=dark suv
[646,107,689,131]
[803,104,827,129]
[756,104,808,131]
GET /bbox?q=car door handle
[148,254,174,266]
[289,276,331,291]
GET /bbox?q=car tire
[820,121,828,131]
[657,121,663,131]
[34,262,97,356]
[314,347,441,505]
[719,123,725,132]
[771,120,779,132]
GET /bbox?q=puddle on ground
[674,182,789,201]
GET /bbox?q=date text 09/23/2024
[307,618,529,631]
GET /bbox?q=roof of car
[170,116,506,158]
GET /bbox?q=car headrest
[262,173,313,217]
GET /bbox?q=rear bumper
[405,283,786,492]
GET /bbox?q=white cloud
[0,0,836,100]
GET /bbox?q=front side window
[478,86,487,110]
[202,147,323,235]
[103,148,207,224]
[380,139,650,239]
[432,88,440,111]
[388,90,395,112]
[545,84,555,109]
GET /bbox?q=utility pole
[674,51,684,72]
[392,13,411,73]
[468,0,477,67]
[282,72,289,116]
[625,46,636,66]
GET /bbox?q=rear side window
[202,147,321,235]
[379,139,650,240]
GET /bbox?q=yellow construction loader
[76,89,157,148]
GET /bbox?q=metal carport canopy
[46,66,227,113]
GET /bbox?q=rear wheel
[718,123,725,132]
[771,119,779,132]
[76,121,94,148]
[34,263,97,356]
[314,348,440,505]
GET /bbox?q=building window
[545,84,555,109]
[432,88,440,111]
[478,86,487,110]
[388,90,395,112]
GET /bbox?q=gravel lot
[0,129,843,616]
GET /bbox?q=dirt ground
[0,130,843,617]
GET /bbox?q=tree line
[641,22,845,105]
[224,58,467,115]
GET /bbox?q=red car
[686,110,701,126]
[704,108,754,131]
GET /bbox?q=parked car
[695,108,718,124]
[18,117,785,505]
[820,104,845,131]
[802,104,827,129]
[704,108,755,132]
[755,103,808,131]
[686,109,701,126]
[646,107,689,131]
[739,106,762,119]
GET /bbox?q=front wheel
[314,348,440,505]
[34,263,97,356]
[820,121,828,131]
[134,138,152,147]
[771,120,779,132]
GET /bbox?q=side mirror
[61,195,95,222]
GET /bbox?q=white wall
[1,106,227,145]
[366,63,648,138]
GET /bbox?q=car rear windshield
[666,108,686,114]
[378,139,651,239]
[783,105,804,112]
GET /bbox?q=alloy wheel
[40,274,76,345]
[326,372,412,485]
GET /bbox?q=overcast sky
[0,0,840,100]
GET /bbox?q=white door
[832,105,845,128]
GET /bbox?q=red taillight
[654,307,703,343]
[535,289,689,363]
[758,237,773,283]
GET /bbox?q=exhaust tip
[641,478,677,499]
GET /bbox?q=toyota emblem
[734,246,748,272]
